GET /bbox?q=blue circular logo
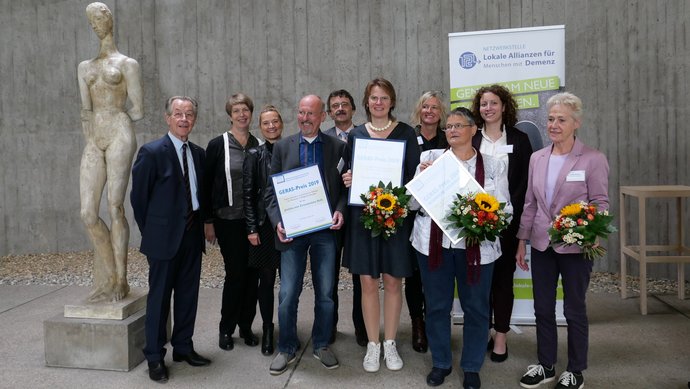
[459,52,479,69]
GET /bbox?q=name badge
[498,144,514,154]
[566,170,586,182]
[417,136,424,145]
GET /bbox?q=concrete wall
[1,0,689,278]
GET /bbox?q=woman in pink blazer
[515,92,609,389]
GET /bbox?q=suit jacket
[264,130,347,251]
[472,125,533,235]
[131,134,206,260]
[324,125,356,142]
[517,138,609,253]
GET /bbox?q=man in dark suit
[322,89,366,347]
[265,95,347,375]
[131,96,211,383]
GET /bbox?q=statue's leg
[105,125,137,301]
[80,144,115,302]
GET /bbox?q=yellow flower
[376,193,396,212]
[560,203,584,217]
[474,193,499,212]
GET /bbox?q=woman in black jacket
[471,85,533,363]
[243,105,284,355]
[202,93,262,351]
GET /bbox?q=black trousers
[489,233,519,333]
[143,221,202,362]
[215,218,259,334]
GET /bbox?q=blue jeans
[278,229,336,354]
[417,248,494,372]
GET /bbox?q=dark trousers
[489,233,518,333]
[333,237,365,334]
[532,247,592,372]
[257,267,277,326]
[143,222,202,363]
[215,218,258,334]
[405,267,425,319]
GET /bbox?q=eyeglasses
[443,123,473,131]
[368,95,391,103]
[330,102,351,110]
[261,119,282,127]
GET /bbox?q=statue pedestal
[44,290,149,371]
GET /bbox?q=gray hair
[165,96,198,116]
[547,92,583,121]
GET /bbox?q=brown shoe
[411,317,428,353]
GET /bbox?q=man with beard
[265,95,347,375]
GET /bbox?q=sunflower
[376,193,397,211]
[474,193,499,212]
[560,203,584,217]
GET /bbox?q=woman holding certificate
[243,105,284,355]
[409,107,510,388]
[202,93,262,351]
[342,78,420,373]
[471,85,533,363]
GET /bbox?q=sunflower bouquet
[446,192,510,245]
[548,201,617,260]
[360,181,411,239]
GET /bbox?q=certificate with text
[349,137,406,205]
[271,164,333,238]
[405,151,485,244]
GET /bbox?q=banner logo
[458,52,480,69]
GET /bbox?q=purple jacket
[517,138,609,253]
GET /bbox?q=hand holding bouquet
[548,201,617,260]
[360,181,411,239]
[447,192,511,245]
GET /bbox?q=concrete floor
[0,284,688,389]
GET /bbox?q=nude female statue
[78,2,143,302]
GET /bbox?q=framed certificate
[405,151,485,244]
[348,137,406,205]
[270,164,333,238]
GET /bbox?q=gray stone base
[44,309,145,371]
[64,289,147,320]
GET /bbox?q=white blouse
[409,148,512,265]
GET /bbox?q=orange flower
[385,218,395,228]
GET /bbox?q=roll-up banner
[448,26,566,325]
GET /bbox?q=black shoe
[147,360,168,383]
[329,325,337,344]
[240,328,259,346]
[520,364,555,388]
[261,323,275,355]
[172,349,211,366]
[426,366,452,387]
[463,371,481,389]
[354,327,368,347]
[555,371,584,389]
[490,344,508,362]
[219,332,234,350]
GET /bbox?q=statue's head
[86,2,113,39]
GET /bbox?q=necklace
[369,120,392,132]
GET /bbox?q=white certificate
[405,151,485,244]
[349,137,406,205]
[271,164,333,238]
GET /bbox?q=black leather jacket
[242,142,273,234]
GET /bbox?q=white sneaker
[383,339,403,371]
[363,342,381,372]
